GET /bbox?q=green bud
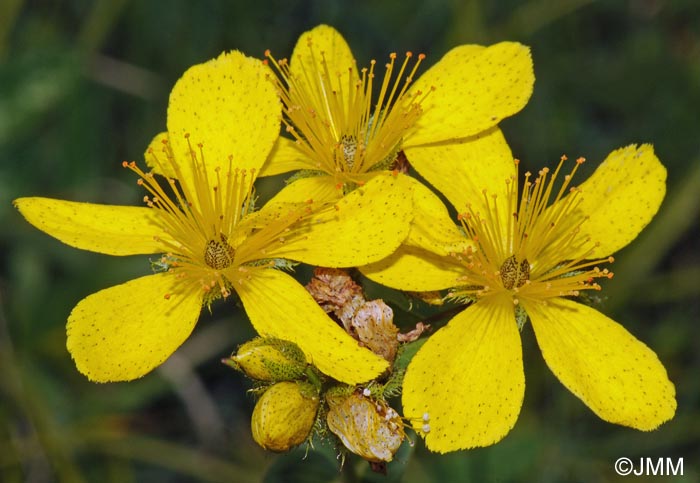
[251,381,319,452]
[224,337,306,381]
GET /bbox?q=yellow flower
[362,134,677,452]
[260,24,534,254]
[13,51,413,384]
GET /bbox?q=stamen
[122,136,275,301]
[265,47,430,183]
[450,154,614,304]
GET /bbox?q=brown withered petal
[326,392,405,463]
[306,267,363,314]
[336,294,366,333]
[352,300,399,362]
[397,322,431,343]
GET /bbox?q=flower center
[124,135,316,303]
[123,135,259,301]
[265,46,431,184]
[450,156,614,305]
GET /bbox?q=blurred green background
[1,0,698,482]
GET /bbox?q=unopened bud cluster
[304,268,432,465]
[224,270,431,466]
[224,337,321,452]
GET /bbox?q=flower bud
[224,337,306,381]
[251,381,319,452]
[326,392,405,462]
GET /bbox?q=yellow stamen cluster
[123,135,312,301]
[265,44,431,184]
[450,156,614,305]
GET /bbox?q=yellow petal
[232,176,340,257]
[524,297,676,430]
[405,42,534,146]
[360,177,472,292]
[359,177,470,290]
[405,176,471,254]
[558,144,667,259]
[265,174,341,205]
[235,268,387,384]
[361,244,465,292]
[167,51,280,182]
[67,273,203,382]
[403,295,524,452]
[144,131,177,178]
[290,24,359,95]
[259,136,316,177]
[268,173,413,267]
[404,127,515,216]
[13,197,168,256]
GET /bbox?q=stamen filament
[265,46,430,183]
[126,134,293,300]
[450,156,614,305]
